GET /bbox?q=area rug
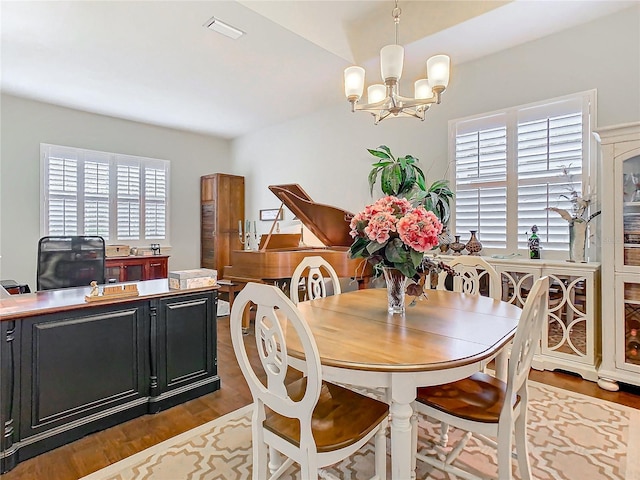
[80,381,639,480]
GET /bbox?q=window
[450,91,595,256]
[41,144,170,244]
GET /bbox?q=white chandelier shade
[380,44,404,80]
[344,2,451,124]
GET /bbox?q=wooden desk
[290,288,522,480]
[0,280,218,473]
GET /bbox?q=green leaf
[395,263,414,278]
[439,201,451,224]
[371,160,392,167]
[367,149,391,160]
[413,164,426,180]
[428,179,450,191]
[380,165,399,195]
[400,168,415,195]
[368,168,380,195]
[348,237,369,259]
[410,249,424,268]
[378,145,393,158]
[367,240,387,255]
[390,165,402,194]
[385,239,409,263]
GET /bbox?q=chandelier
[343,1,450,124]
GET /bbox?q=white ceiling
[1,0,635,139]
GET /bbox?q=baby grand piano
[223,184,372,292]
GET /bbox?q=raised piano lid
[268,184,354,248]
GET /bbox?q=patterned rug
[80,382,639,480]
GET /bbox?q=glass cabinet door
[123,264,144,282]
[616,277,640,372]
[147,260,166,280]
[105,265,122,283]
[621,155,640,268]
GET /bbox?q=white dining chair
[429,255,504,446]
[412,275,549,480]
[290,256,341,304]
[435,255,502,301]
[230,282,389,480]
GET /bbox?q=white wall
[232,6,640,242]
[0,94,232,289]
[1,6,638,289]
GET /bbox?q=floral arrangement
[547,166,600,224]
[348,195,443,279]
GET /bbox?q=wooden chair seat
[265,379,389,453]
[416,372,520,424]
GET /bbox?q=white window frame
[449,90,597,260]
[40,144,171,246]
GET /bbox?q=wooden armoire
[200,173,245,276]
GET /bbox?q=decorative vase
[449,235,465,256]
[438,225,454,253]
[382,267,408,314]
[465,230,483,255]
[568,220,587,263]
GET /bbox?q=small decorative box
[105,244,131,257]
[168,268,217,290]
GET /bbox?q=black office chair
[37,236,106,291]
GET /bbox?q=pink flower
[374,196,412,216]
[349,211,370,238]
[348,195,444,277]
[397,208,442,252]
[365,211,397,243]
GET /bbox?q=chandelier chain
[392,1,401,45]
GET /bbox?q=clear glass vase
[569,220,587,262]
[382,267,408,314]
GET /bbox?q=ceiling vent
[204,16,244,40]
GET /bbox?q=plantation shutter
[117,162,141,240]
[83,151,111,240]
[144,165,167,239]
[516,98,586,251]
[45,146,79,236]
[451,91,593,256]
[42,144,170,243]
[454,114,508,248]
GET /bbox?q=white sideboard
[428,254,601,381]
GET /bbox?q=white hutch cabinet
[595,122,640,391]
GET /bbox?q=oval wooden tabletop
[289,288,522,373]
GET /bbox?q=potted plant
[366,145,454,224]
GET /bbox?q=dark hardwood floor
[2,315,639,480]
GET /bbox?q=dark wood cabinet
[150,293,217,412]
[201,173,244,275]
[0,281,218,473]
[105,255,169,283]
[18,303,150,458]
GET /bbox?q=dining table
[287,287,523,480]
